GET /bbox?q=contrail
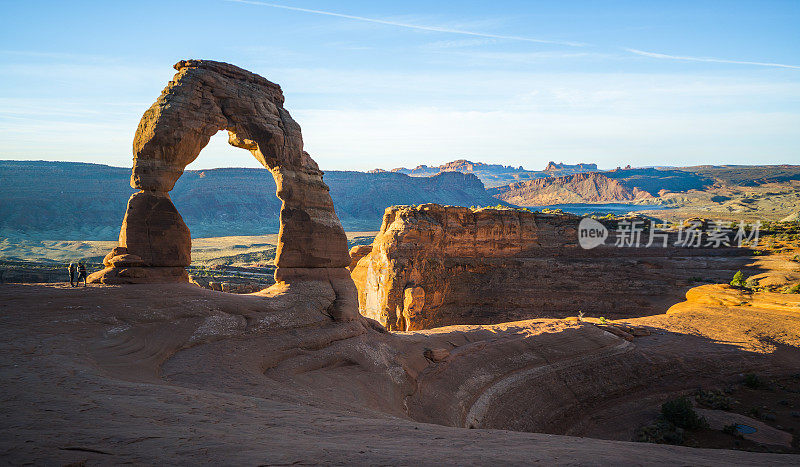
[224,0,799,70]
[626,48,800,70]
[223,0,587,47]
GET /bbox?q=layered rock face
[351,205,579,330]
[351,204,751,330]
[489,171,652,205]
[89,60,355,319]
[544,161,598,172]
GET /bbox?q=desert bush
[635,420,685,445]
[743,373,766,389]
[722,423,741,436]
[730,270,748,288]
[783,283,800,294]
[661,397,708,429]
[694,389,731,410]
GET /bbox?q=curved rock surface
[89,60,354,318]
[2,283,799,464]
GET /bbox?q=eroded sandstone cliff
[351,204,753,330]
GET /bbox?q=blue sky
[1,0,798,171]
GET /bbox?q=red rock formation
[351,204,580,330]
[89,60,356,320]
[544,161,598,172]
[490,171,651,205]
[350,204,751,330]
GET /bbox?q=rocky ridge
[380,159,599,188]
[0,161,500,239]
[490,171,653,205]
[544,161,598,172]
[350,204,754,331]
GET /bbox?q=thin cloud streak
[223,0,587,47]
[223,1,798,71]
[626,48,800,70]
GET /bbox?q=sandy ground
[639,180,800,223]
[1,280,799,465]
[0,232,379,263]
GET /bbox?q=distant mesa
[375,159,597,188]
[388,159,529,176]
[544,161,598,172]
[490,172,652,206]
[489,168,713,206]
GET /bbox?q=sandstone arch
[90,60,357,320]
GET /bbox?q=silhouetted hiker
[68,262,77,287]
[76,262,88,287]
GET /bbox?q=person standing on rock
[68,262,77,287]
[76,262,88,287]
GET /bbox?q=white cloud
[625,48,800,70]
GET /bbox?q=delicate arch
[89,60,356,320]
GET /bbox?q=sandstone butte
[3,61,800,465]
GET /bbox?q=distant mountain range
[490,168,715,206]
[0,161,502,240]
[2,160,799,241]
[371,159,598,188]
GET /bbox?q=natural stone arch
[90,60,357,320]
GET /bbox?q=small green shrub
[730,270,748,288]
[635,420,685,445]
[694,389,731,410]
[783,283,800,294]
[743,373,766,389]
[661,397,708,430]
